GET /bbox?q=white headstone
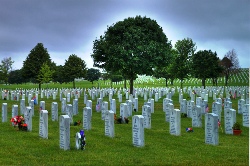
[126,100,133,117]
[110,99,116,114]
[83,107,92,130]
[61,98,66,113]
[242,104,249,127]
[192,106,202,127]
[96,98,102,112]
[52,102,58,121]
[86,100,92,116]
[101,101,108,120]
[165,102,173,122]
[66,104,73,124]
[20,99,25,114]
[180,99,187,114]
[39,110,48,139]
[12,105,18,118]
[224,108,236,134]
[205,113,219,145]
[2,103,7,122]
[59,115,70,150]
[73,99,78,115]
[170,109,181,136]
[142,105,151,129]
[24,106,32,131]
[238,99,245,114]
[120,103,128,123]
[132,115,144,147]
[105,110,115,138]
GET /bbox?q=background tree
[63,54,87,88]
[91,15,172,94]
[173,38,196,89]
[37,63,55,88]
[85,68,101,84]
[8,69,24,84]
[0,57,14,84]
[22,43,54,89]
[53,65,66,84]
[221,49,240,86]
[190,50,221,88]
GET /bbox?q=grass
[0,73,249,166]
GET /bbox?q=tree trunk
[124,79,127,89]
[129,78,133,95]
[73,80,76,89]
[225,76,228,86]
[202,78,206,89]
[180,79,183,89]
[171,79,174,85]
[111,80,113,88]
[165,78,168,87]
[39,83,41,91]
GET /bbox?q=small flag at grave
[205,104,209,113]
[186,128,193,132]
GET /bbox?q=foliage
[85,68,101,84]
[91,15,172,94]
[63,54,87,88]
[37,63,55,86]
[173,38,196,88]
[190,50,222,88]
[0,57,14,84]
[22,43,54,89]
[221,49,240,86]
[8,69,24,84]
[232,122,241,130]
[53,65,66,84]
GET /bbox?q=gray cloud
[0,0,249,69]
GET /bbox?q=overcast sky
[0,0,249,71]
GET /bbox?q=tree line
[0,16,240,92]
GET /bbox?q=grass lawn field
[0,74,249,166]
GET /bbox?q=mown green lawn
[0,77,249,166]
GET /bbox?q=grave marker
[132,115,144,147]
[105,110,115,138]
[39,110,48,139]
[170,109,181,136]
[59,115,70,150]
[205,113,219,145]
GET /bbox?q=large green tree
[22,43,54,89]
[0,57,14,84]
[221,49,240,86]
[85,68,101,84]
[91,15,172,94]
[8,69,24,84]
[173,38,196,89]
[37,63,55,88]
[190,50,222,88]
[64,54,87,88]
[53,65,66,84]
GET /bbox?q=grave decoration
[232,122,242,135]
[10,115,27,131]
[186,128,193,132]
[75,130,86,150]
[73,120,81,126]
[114,114,129,124]
[218,119,223,133]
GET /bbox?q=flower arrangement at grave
[232,122,242,135]
[75,130,86,150]
[73,120,81,126]
[114,114,129,124]
[218,119,223,133]
[10,115,27,131]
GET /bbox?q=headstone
[119,94,122,102]
[170,109,181,136]
[133,98,138,112]
[155,93,159,102]
[180,99,187,114]
[105,110,115,138]
[24,106,32,131]
[132,115,144,147]
[29,100,34,116]
[224,108,236,134]
[212,102,221,121]
[12,105,18,118]
[2,103,7,122]
[52,102,58,121]
[242,104,249,127]
[126,100,132,117]
[101,101,108,120]
[165,102,173,122]
[96,98,102,112]
[142,105,151,129]
[73,99,78,115]
[205,113,219,145]
[61,98,66,113]
[20,99,25,114]
[39,110,48,139]
[59,115,70,150]
[192,106,202,127]
[84,94,88,104]
[187,101,195,118]
[120,103,128,123]
[110,99,116,114]
[83,107,92,130]
[40,101,45,111]
[66,104,73,124]
[86,100,92,116]
[238,99,245,114]
[67,93,70,102]
[150,99,154,113]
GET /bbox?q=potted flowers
[232,122,242,135]
[10,115,28,131]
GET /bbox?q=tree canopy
[85,68,101,84]
[22,43,54,89]
[37,62,55,87]
[63,54,87,88]
[91,15,172,94]
[0,57,14,84]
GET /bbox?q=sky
[0,0,249,71]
